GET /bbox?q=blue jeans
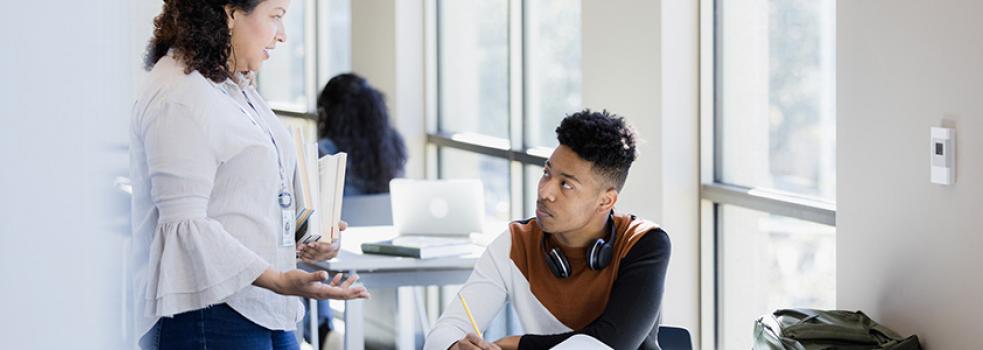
[139,304,299,350]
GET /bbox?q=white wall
[660,1,701,346]
[351,0,426,180]
[583,0,701,347]
[0,0,155,348]
[837,0,983,348]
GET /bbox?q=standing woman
[130,0,368,349]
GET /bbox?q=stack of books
[292,126,347,244]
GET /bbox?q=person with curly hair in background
[316,73,408,195]
[425,110,672,350]
[297,72,409,346]
[130,1,368,349]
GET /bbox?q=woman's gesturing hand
[277,270,370,300]
[256,269,371,300]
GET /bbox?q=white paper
[550,335,612,350]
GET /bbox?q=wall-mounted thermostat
[930,127,955,185]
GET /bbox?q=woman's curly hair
[556,109,639,191]
[144,0,262,82]
[317,74,408,194]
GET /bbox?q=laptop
[389,179,485,236]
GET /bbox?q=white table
[300,226,495,350]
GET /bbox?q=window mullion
[508,0,524,150]
[508,0,524,223]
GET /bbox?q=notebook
[360,236,475,259]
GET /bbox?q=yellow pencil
[458,293,483,338]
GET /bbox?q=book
[290,126,347,245]
[292,127,315,235]
[315,152,347,243]
[304,141,321,241]
[361,236,475,259]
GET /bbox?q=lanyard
[218,83,293,209]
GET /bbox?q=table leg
[309,298,319,350]
[396,287,415,349]
[344,298,364,350]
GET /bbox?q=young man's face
[535,145,611,235]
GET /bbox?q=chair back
[341,193,393,226]
[658,325,693,350]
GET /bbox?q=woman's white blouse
[129,54,303,338]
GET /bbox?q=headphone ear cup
[588,239,614,270]
[597,243,613,269]
[545,248,571,278]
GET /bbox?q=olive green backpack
[752,309,921,350]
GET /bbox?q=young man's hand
[449,333,501,350]
[493,336,520,350]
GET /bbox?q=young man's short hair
[555,109,638,191]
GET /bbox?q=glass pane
[717,0,836,201]
[317,0,352,89]
[437,0,509,139]
[718,204,835,348]
[439,147,511,222]
[258,0,307,108]
[524,164,545,218]
[525,0,582,148]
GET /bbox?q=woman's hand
[255,269,370,300]
[298,239,341,263]
[297,221,346,263]
[277,269,369,300]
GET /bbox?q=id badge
[281,208,295,246]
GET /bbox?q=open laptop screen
[389,179,485,236]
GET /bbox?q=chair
[658,325,693,350]
[340,193,392,226]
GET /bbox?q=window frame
[261,0,342,120]
[426,0,578,219]
[699,0,837,347]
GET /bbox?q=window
[430,0,582,221]
[524,165,545,218]
[437,0,509,139]
[257,0,307,110]
[317,0,352,88]
[717,205,835,347]
[438,148,512,221]
[524,1,581,149]
[258,0,352,117]
[704,0,836,348]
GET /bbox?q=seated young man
[424,110,672,350]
